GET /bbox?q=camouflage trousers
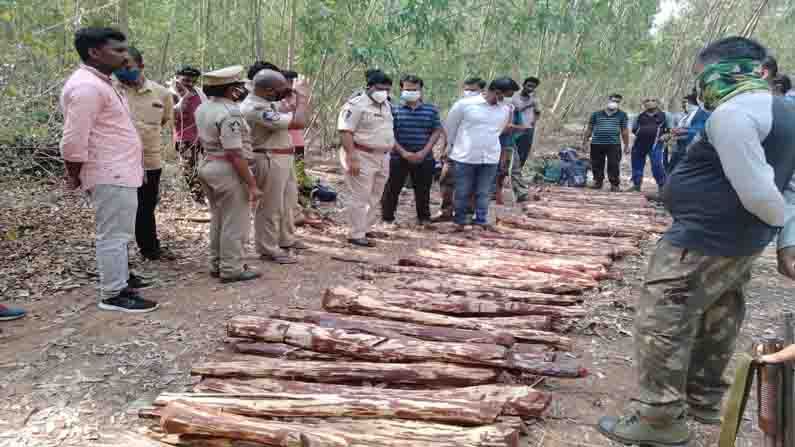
[632,239,760,424]
[176,141,206,203]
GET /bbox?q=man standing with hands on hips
[337,70,395,248]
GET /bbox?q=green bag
[543,159,562,183]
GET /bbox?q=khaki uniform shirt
[118,79,173,170]
[240,94,293,150]
[337,94,395,151]
[195,97,251,155]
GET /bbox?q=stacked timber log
[137,188,660,446]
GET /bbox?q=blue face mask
[114,68,140,82]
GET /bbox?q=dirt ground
[1,139,792,447]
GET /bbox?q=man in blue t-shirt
[381,74,443,225]
[582,94,630,192]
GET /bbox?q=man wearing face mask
[114,46,176,262]
[461,77,486,97]
[597,37,795,447]
[381,75,443,226]
[337,70,396,247]
[60,28,159,313]
[582,94,629,192]
[241,69,310,264]
[494,78,521,204]
[195,66,262,283]
[433,77,486,222]
[511,77,542,202]
[629,98,668,193]
[445,78,514,230]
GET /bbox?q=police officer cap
[203,65,245,87]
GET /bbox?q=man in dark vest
[597,36,795,447]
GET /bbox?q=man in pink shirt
[60,27,158,313]
[171,66,206,205]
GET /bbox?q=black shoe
[220,270,261,284]
[590,182,603,190]
[516,194,529,203]
[348,238,376,248]
[610,185,620,192]
[431,213,454,223]
[141,247,178,261]
[365,231,388,239]
[128,273,151,289]
[99,289,159,313]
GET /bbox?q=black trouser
[590,143,621,186]
[136,169,162,256]
[381,156,434,222]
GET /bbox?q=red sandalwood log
[160,401,520,447]
[192,356,500,387]
[154,392,504,426]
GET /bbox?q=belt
[354,143,390,154]
[253,148,295,155]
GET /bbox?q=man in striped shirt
[582,94,630,191]
[381,75,443,225]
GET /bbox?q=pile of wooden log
[135,187,660,446]
[139,280,591,446]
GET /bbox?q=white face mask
[370,90,389,104]
[463,90,479,97]
[606,101,619,111]
[401,90,421,102]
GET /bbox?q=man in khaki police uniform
[114,46,177,261]
[337,70,395,247]
[195,65,262,283]
[241,69,310,264]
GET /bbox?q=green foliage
[2,0,795,170]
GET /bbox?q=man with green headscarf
[597,36,795,447]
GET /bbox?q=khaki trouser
[253,152,297,256]
[633,239,760,424]
[339,147,389,239]
[198,159,249,278]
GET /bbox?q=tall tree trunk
[118,0,129,36]
[254,0,263,60]
[741,0,770,37]
[159,0,179,80]
[286,0,298,69]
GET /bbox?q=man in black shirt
[630,98,668,192]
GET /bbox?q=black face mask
[265,88,291,102]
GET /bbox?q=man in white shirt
[444,78,513,229]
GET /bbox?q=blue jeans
[454,162,498,225]
[631,141,666,187]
